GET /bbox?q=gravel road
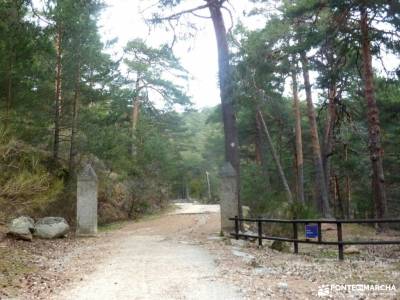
[54,204,242,300]
[8,203,398,299]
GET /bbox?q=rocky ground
[0,205,399,299]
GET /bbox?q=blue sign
[305,224,318,238]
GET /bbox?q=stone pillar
[219,162,238,232]
[77,164,98,236]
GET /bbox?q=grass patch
[0,246,37,297]
[317,249,339,259]
[343,224,376,237]
[98,220,129,232]
[362,269,394,284]
[136,204,176,221]
[99,203,176,232]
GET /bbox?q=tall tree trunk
[255,118,262,164]
[132,98,140,132]
[255,112,271,191]
[131,78,141,156]
[5,60,12,129]
[344,143,351,219]
[360,7,387,219]
[4,0,18,129]
[53,25,63,160]
[131,82,141,148]
[334,174,345,218]
[258,110,293,203]
[291,67,305,204]
[69,50,81,175]
[323,86,337,195]
[300,52,331,217]
[207,0,242,219]
[206,171,212,201]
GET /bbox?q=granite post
[219,162,238,232]
[77,164,98,236]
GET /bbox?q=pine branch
[150,4,210,23]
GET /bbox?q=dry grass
[0,245,37,298]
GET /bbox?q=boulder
[7,216,35,241]
[230,238,247,247]
[242,206,251,218]
[277,282,288,291]
[231,249,256,264]
[270,240,290,252]
[34,217,69,239]
[242,230,257,242]
[321,223,337,231]
[344,245,360,255]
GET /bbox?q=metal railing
[229,217,400,260]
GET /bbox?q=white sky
[99,0,263,109]
[99,1,399,109]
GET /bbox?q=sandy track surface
[53,204,242,300]
[169,203,220,215]
[5,203,398,299]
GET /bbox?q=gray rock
[242,230,257,242]
[253,267,277,276]
[321,223,337,231]
[34,217,69,239]
[7,216,35,241]
[207,235,224,241]
[277,282,288,290]
[242,206,250,218]
[270,240,290,252]
[230,238,247,247]
[231,249,255,264]
[344,245,360,255]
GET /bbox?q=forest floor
[0,203,399,299]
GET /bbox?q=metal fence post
[257,220,263,246]
[293,222,298,254]
[234,216,239,240]
[337,222,344,260]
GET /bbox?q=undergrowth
[0,129,64,221]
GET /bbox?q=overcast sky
[99,0,264,109]
[99,1,398,109]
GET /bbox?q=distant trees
[148,0,243,218]
[123,39,189,155]
[0,0,398,221]
[0,0,192,206]
[0,0,47,130]
[230,0,399,219]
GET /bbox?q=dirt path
[2,204,399,299]
[54,205,242,300]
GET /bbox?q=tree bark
[69,49,81,175]
[334,174,345,218]
[132,97,140,132]
[360,7,387,219]
[300,52,331,217]
[323,86,337,195]
[258,110,293,203]
[4,0,18,129]
[131,78,141,156]
[255,112,271,191]
[207,0,242,219]
[53,25,63,160]
[206,171,212,201]
[344,143,351,219]
[5,60,12,129]
[291,67,305,204]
